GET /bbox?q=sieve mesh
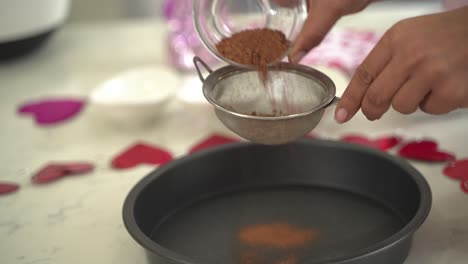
[209,69,328,117]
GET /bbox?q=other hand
[335,6,468,123]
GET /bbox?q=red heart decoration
[0,182,20,196]
[443,159,468,181]
[462,180,468,194]
[18,98,85,126]
[111,142,173,169]
[189,134,239,154]
[61,163,95,174]
[341,134,402,151]
[32,165,64,184]
[398,140,455,162]
[32,162,95,185]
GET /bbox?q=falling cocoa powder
[216,28,291,100]
[238,222,318,249]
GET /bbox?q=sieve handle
[324,96,341,108]
[193,56,213,83]
[330,97,341,106]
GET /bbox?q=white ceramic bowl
[90,66,180,128]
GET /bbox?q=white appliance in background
[0,0,70,60]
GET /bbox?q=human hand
[334,6,468,123]
[287,0,374,63]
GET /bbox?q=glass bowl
[193,0,308,68]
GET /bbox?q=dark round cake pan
[123,139,432,264]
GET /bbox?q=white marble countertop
[1,2,467,264]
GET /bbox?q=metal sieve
[194,56,340,145]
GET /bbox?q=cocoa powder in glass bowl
[215,28,291,67]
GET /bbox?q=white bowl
[90,66,180,128]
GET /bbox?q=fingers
[419,72,466,114]
[391,70,433,115]
[334,34,392,123]
[360,58,410,120]
[289,2,342,63]
[420,93,456,115]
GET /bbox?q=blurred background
[69,0,165,22]
[69,0,441,22]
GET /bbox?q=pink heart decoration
[111,142,173,169]
[443,159,468,181]
[18,98,85,126]
[189,134,239,154]
[341,134,402,151]
[32,162,95,185]
[398,140,456,162]
[0,182,20,196]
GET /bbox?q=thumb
[289,3,342,64]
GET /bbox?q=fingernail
[291,51,306,64]
[335,108,348,124]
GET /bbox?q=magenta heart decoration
[0,182,20,196]
[32,162,95,185]
[340,134,402,151]
[18,98,86,126]
[397,140,456,162]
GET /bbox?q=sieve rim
[202,62,337,120]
